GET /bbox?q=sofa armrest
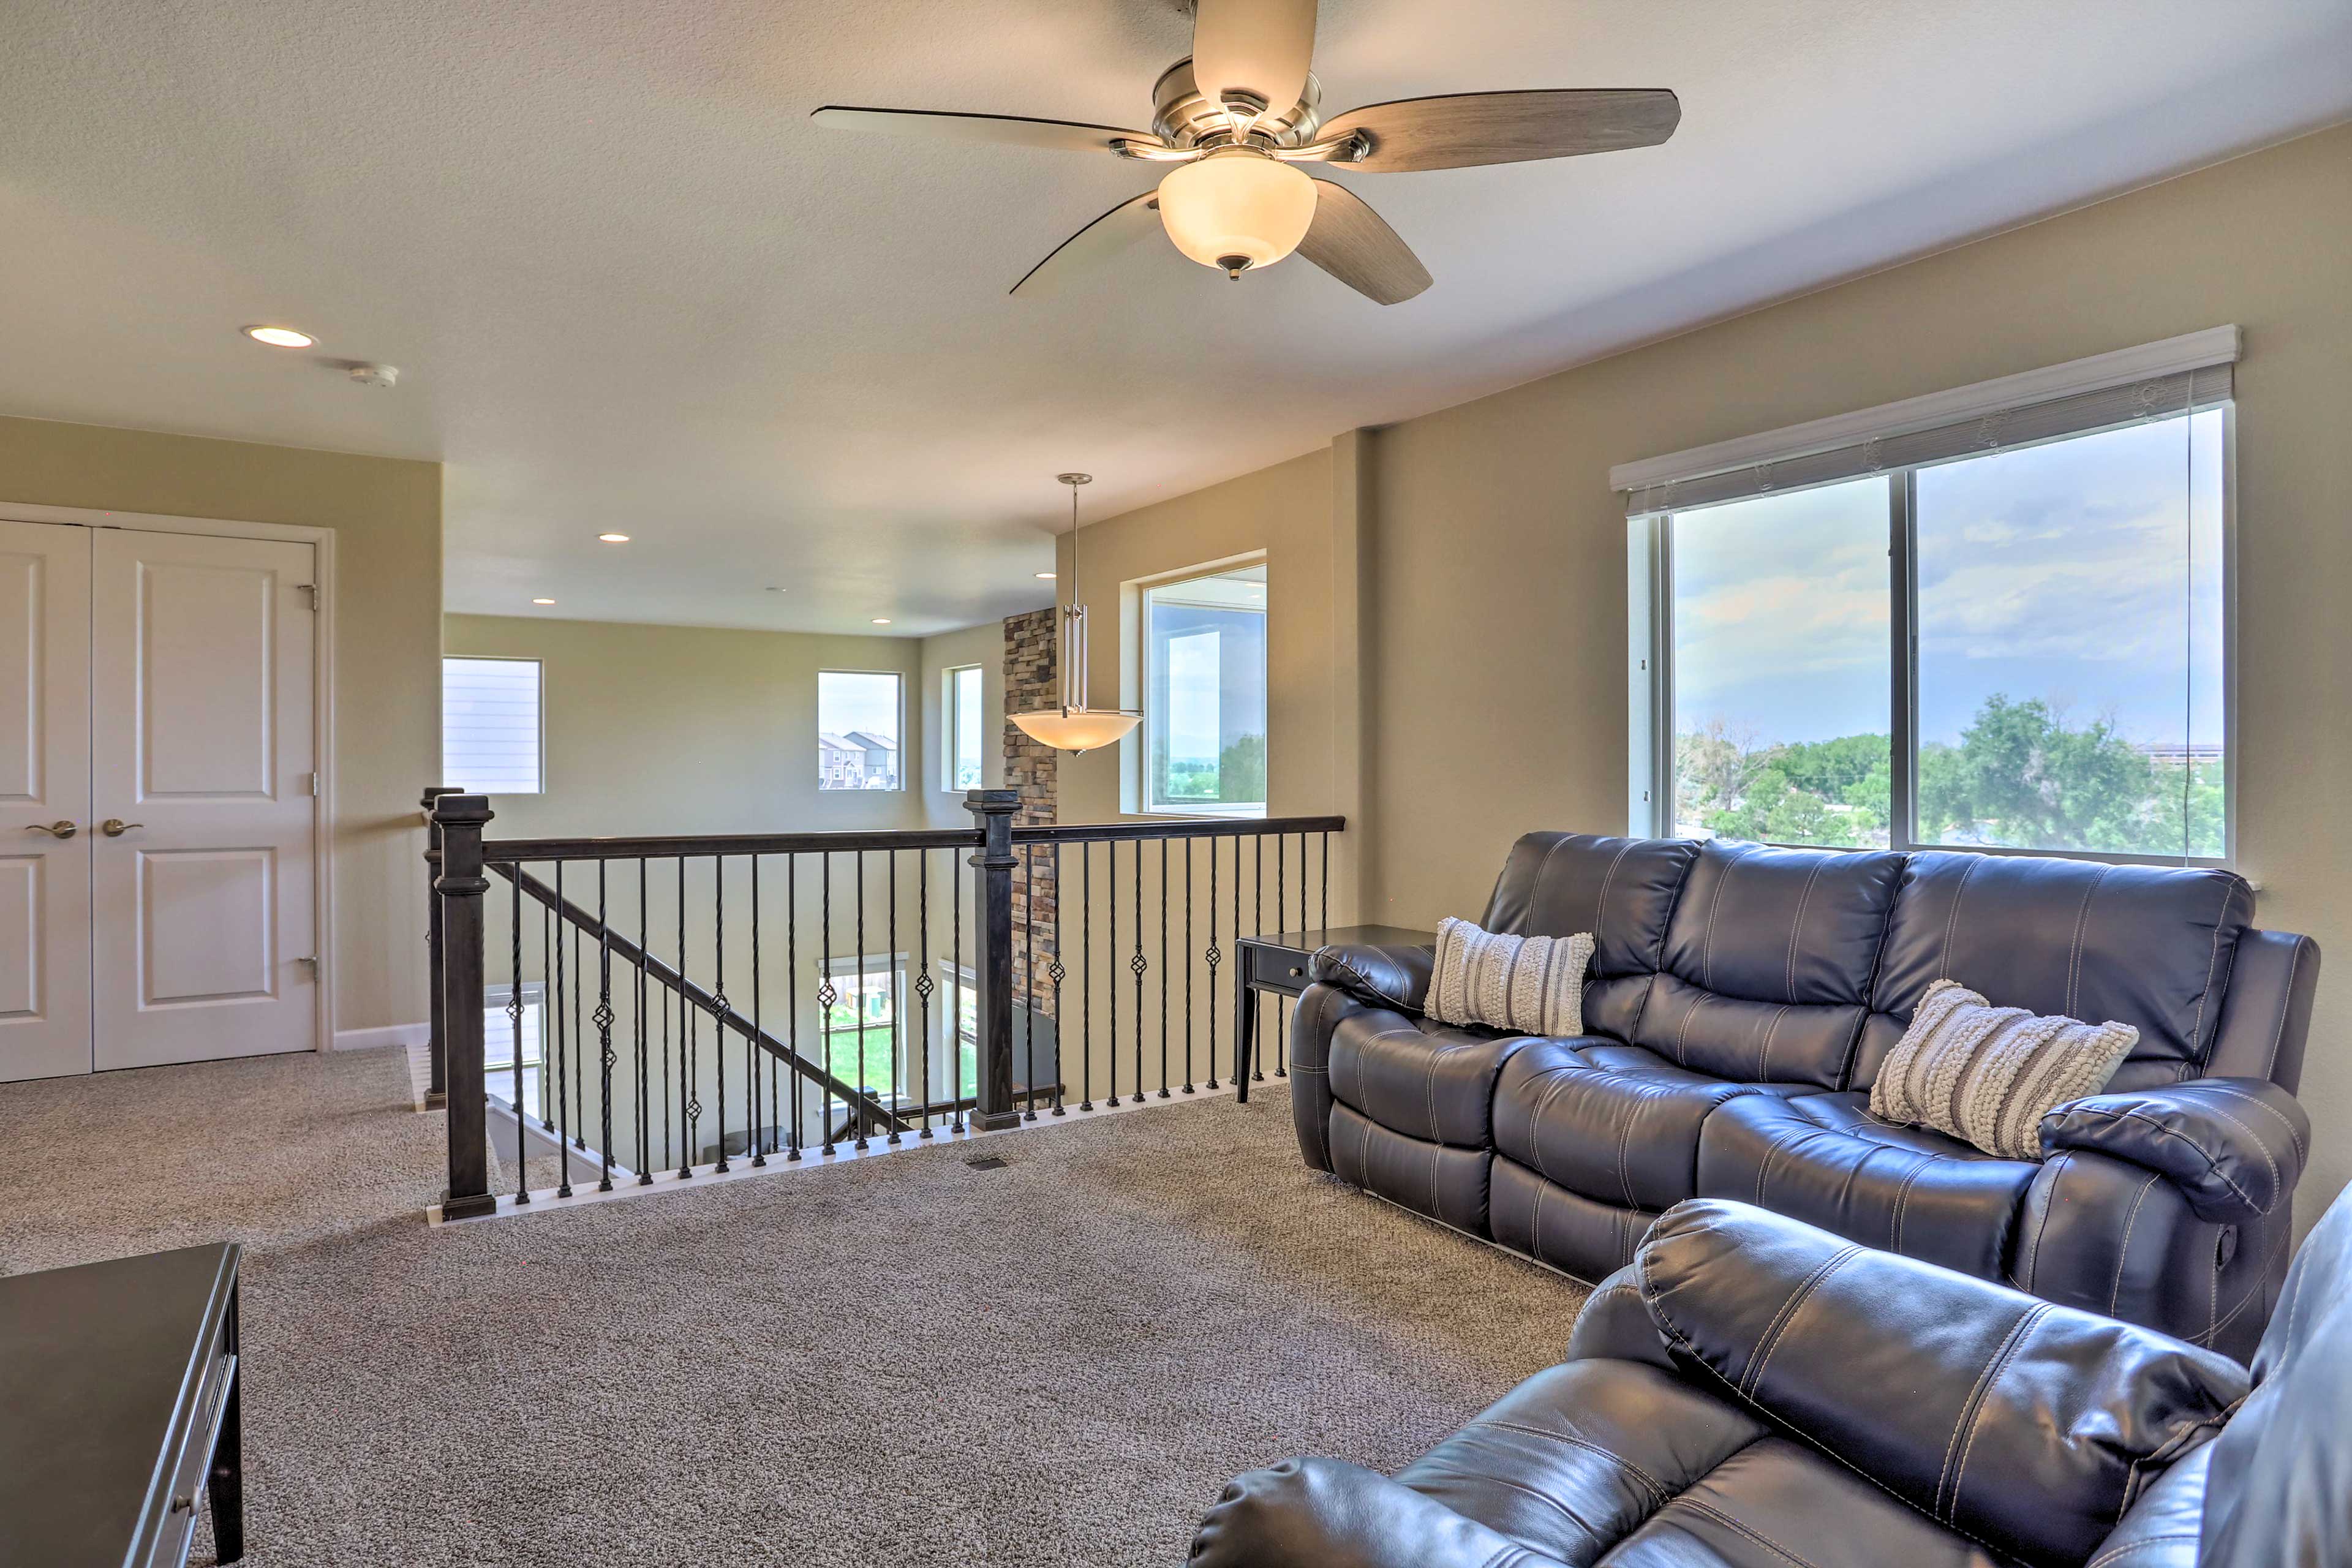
[1638,1199,2247,1568]
[1308,941,1436,1014]
[2040,1079,2309,1224]
[1188,1457,1567,1568]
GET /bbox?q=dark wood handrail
[479,815,1346,863]
[491,862,913,1136]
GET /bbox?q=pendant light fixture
[1011,473,1142,754]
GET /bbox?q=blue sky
[1672,410,2223,748]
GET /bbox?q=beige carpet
[0,1047,1588,1566]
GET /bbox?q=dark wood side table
[0,1242,245,1566]
[1234,924,1436,1102]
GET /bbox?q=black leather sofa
[1190,1191,2352,1567]
[1292,834,2318,1358]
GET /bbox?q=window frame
[1635,412,2235,867]
[441,654,546,796]
[942,663,985,792]
[1137,559,1270,820]
[816,668,907,794]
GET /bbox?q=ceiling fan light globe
[1156,149,1316,273]
[1011,707,1142,753]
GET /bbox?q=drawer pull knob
[1288,966,1304,977]
[171,1494,195,1514]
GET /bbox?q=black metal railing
[426,789,1343,1218]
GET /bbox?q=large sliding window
[1632,332,2231,864]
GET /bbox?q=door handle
[23,820,76,839]
[100,819,144,837]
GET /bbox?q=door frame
[0,500,337,1055]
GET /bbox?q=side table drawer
[146,1342,236,1568]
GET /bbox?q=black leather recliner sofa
[1190,1191,2352,1567]
[1292,834,2318,1358]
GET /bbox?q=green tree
[1218,733,1267,804]
[1917,695,2169,853]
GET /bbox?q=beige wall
[444,614,931,840]
[0,414,441,1035]
[1070,124,2352,1229]
[918,620,1006,829]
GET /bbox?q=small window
[818,671,903,791]
[1144,564,1267,815]
[443,657,544,794]
[820,955,905,1100]
[944,664,985,790]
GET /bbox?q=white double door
[1,519,318,1081]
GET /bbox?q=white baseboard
[334,1022,429,1051]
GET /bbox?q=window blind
[442,657,543,794]
[1615,327,2238,516]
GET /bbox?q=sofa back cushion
[1856,852,2254,1091]
[1631,840,1907,1087]
[1482,833,1698,1041]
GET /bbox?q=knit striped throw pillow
[1870,979,2139,1160]
[1427,917,1596,1037]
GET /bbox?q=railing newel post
[420,785,460,1109]
[433,793,497,1220]
[964,790,1023,1133]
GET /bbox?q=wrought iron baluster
[854,848,870,1153]
[786,853,802,1161]
[1156,837,1169,1098]
[678,856,696,1178]
[712,856,731,1173]
[1049,842,1066,1116]
[886,850,902,1145]
[1020,842,1035,1121]
[638,858,653,1185]
[916,850,934,1137]
[573,899,586,1147]
[1321,829,1330,933]
[1252,834,1265,1081]
[552,864,570,1197]
[1205,837,1221,1091]
[751,855,766,1166]
[510,869,528,1204]
[818,851,837,1155]
[1275,834,1289,1079]
[1080,843,1093,1112]
[596,862,614,1191]
[1132,839,1147,1102]
[1182,838,1195,1093]
[950,845,963,1134]
[1108,839,1119,1106]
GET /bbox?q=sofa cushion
[1327,1104,1491,1235]
[1396,1361,2007,1568]
[1325,1009,1532,1149]
[1488,1161,1662,1283]
[1630,840,1907,1087]
[1494,1039,1775,1212]
[1696,1091,2039,1278]
[1480,833,1700,1041]
[1858,851,2254,1090]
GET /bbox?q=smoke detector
[347,363,399,388]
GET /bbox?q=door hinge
[304,771,320,797]
[296,956,320,975]
[295,583,318,609]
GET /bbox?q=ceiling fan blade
[1009,191,1162,296]
[1296,181,1430,305]
[1321,88,1679,172]
[810,105,1158,156]
[1192,0,1317,118]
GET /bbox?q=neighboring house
[818,732,866,789]
[843,730,899,788]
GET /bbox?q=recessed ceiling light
[242,325,315,349]
[597,532,630,544]
[532,597,556,605]
[1035,571,1057,579]
[871,617,892,625]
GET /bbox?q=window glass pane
[1915,411,2223,856]
[1145,565,1267,812]
[1671,479,1891,848]
[442,657,543,794]
[818,671,902,791]
[951,665,984,789]
[821,963,899,1095]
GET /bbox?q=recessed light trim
[1035,571,1057,579]
[871,617,892,625]
[597,532,631,544]
[532,597,556,605]
[242,325,315,349]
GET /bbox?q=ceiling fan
[812,0,1678,305]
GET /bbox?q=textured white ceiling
[2,1,2346,634]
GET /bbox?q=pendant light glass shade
[1156,148,1316,274]
[1009,476,1142,755]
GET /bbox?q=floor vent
[965,1156,1009,1171]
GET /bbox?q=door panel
[94,529,315,1069]
[0,521,92,1082]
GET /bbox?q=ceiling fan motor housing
[1151,58,1322,149]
